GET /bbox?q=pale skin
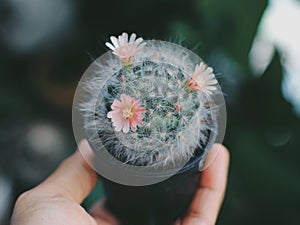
[11,140,230,225]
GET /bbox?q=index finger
[182,144,230,225]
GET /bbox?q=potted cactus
[72,32,226,225]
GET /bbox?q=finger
[40,139,98,203]
[90,199,119,225]
[182,144,230,225]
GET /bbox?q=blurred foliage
[0,0,300,225]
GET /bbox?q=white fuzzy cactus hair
[80,32,222,167]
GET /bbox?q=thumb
[40,139,98,203]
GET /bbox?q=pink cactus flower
[105,32,146,66]
[186,63,218,95]
[107,94,146,133]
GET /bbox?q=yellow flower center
[121,106,134,120]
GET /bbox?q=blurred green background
[1,0,300,224]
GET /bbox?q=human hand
[11,140,118,225]
[11,140,229,225]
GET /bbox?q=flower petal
[129,33,137,43]
[130,120,137,132]
[123,32,128,44]
[110,36,119,48]
[107,111,113,118]
[115,121,123,132]
[123,120,130,133]
[120,94,129,104]
[135,37,143,45]
[105,42,115,50]
[111,100,123,109]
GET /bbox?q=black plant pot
[101,155,202,225]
